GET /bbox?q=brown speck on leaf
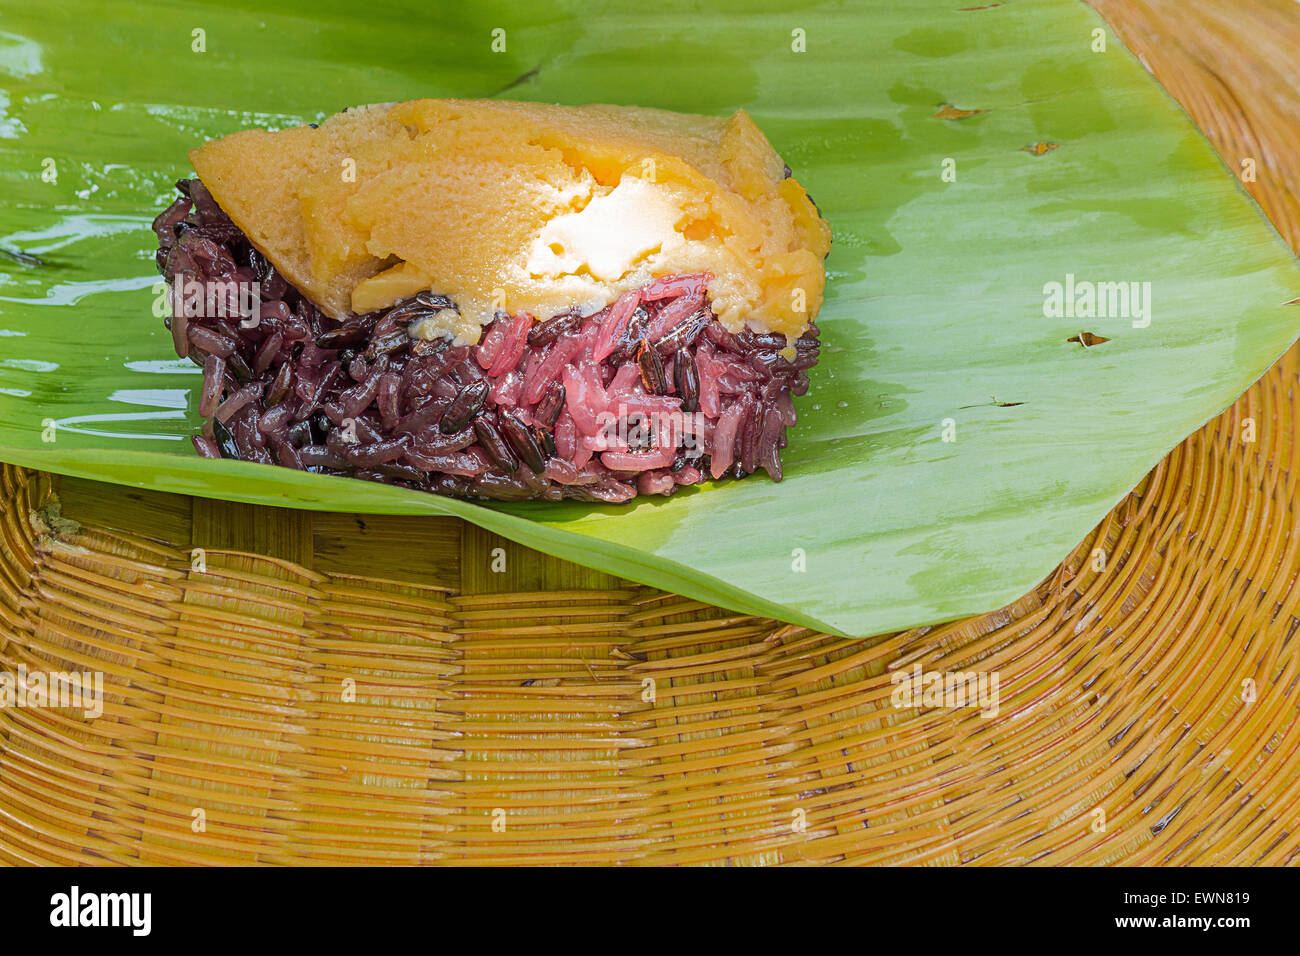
[488,64,542,98]
[1022,142,1061,156]
[1068,332,1111,348]
[1,247,43,267]
[933,104,987,120]
[959,397,1025,409]
[959,2,1005,8]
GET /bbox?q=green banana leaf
[0,0,1296,637]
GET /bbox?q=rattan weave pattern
[0,0,1297,865]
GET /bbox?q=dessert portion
[154,99,831,502]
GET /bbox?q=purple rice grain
[473,415,518,473]
[674,348,699,412]
[300,444,350,470]
[188,324,236,358]
[265,361,293,407]
[199,354,225,418]
[343,434,411,467]
[192,435,222,459]
[441,380,488,433]
[215,382,262,425]
[534,380,565,427]
[499,408,547,473]
[636,341,668,395]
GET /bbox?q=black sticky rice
[154,179,820,502]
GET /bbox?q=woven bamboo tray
[1,0,1298,865]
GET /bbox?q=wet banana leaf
[0,0,1297,637]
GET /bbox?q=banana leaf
[0,0,1296,637]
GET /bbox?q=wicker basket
[0,0,1297,865]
